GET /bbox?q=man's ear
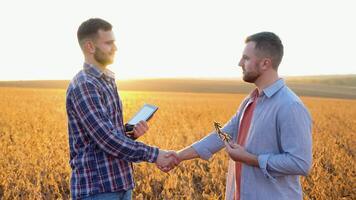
[84,40,96,54]
[260,58,272,71]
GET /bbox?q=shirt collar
[83,63,115,80]
[248,88,260,100]
[262,78,285,98]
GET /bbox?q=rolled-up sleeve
[72,82,159,163]
[258,101,312,178]
[192,110,240,160]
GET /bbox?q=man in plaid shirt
[66,18,178,200]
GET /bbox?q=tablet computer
[127,104,158,125]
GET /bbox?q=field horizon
[0,74,356,99]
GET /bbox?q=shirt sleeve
[191,108,241,160]
[71,81,159,163]
[258,101,312,180]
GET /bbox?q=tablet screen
[128,104,158,125]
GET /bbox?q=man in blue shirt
[66,18,178,200]
[164,32,312,200]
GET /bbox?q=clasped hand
[155,150,180,173]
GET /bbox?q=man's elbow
[299,158,312,176]
[300,166,311,176]
[287,154,312,176]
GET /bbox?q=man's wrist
[146,146,159,163]
[243,151,259,167]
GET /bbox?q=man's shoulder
[274,86,310,115]
[66,70,101,97]
[68,70,99,90]
[276,85,302,104]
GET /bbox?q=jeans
[81,190,132,200]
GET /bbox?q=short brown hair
[77,18,112,48]
[245,32,284,70]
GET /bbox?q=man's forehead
[97,29,115,40]
[245,41,256,50]
[243,41,256,54]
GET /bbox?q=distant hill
[0,75,355,99]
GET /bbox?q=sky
[0,0,355,80]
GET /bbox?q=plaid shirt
[66,63,159,200]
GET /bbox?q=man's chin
[107,60,114,65]
[107,57,115,65]
[104,59,114,66]
[242,75,257,83]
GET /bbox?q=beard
[242,64,262,83]
[94,47,114,66]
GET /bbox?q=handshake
[133,121,252,173]
[129,121,183,172]
[155,150,181,173]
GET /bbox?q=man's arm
[257,102,313,179]
[224,102,312,179]
[71,82,159,163]
[177,146,200,161]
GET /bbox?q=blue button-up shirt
[66,63,159,200]
[192,79,312,200]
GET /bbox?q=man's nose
[238,59,243,67]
